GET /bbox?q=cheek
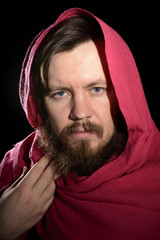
[49,111,68,134]
[95,100,115,136]
[94,96,112,121]
[45,100,70,134]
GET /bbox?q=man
[0,8,160,240]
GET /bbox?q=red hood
[19,8,160,173]
[20,8,151,131]
[1,8,160,239]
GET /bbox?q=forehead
[48,40,107,88]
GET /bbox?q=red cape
[1,8,160,240]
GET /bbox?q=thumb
[21,166,28,176]
[11,166,28,188]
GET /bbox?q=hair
[31,15,104,122]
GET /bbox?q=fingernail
[22,166,28,175]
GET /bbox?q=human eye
[52,90,68,99]
[91,87,105,94]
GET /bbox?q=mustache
[60,120,103,139]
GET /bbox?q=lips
[71,127,91,133]
[69,127,95,140]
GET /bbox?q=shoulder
[0,132,36,194]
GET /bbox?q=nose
[69,93,93,121]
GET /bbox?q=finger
[53,173,60,181]
[42,195,54,214]
[33,163,54,196]
[40,178,56,204]
[11,166,28,188]
[49,161,60,180]
[22,155,50,187]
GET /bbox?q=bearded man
[0,8,160,240]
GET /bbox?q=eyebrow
[86,80,107,88]
[48,86,71,93]
[48,79,107,92]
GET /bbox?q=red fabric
[1,8,160,240]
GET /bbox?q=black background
[1,1,159,161]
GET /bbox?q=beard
[38,116,128,177]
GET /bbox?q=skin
[45,40,116,150]
[0,156,59,240]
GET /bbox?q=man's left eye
[92,87,104,94]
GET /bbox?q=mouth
[69,127,96,140]
[71,131,94,139]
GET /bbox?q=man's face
[44,40,118,152]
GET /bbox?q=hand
[0,156,59,240]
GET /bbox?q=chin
[69,138,104,152]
